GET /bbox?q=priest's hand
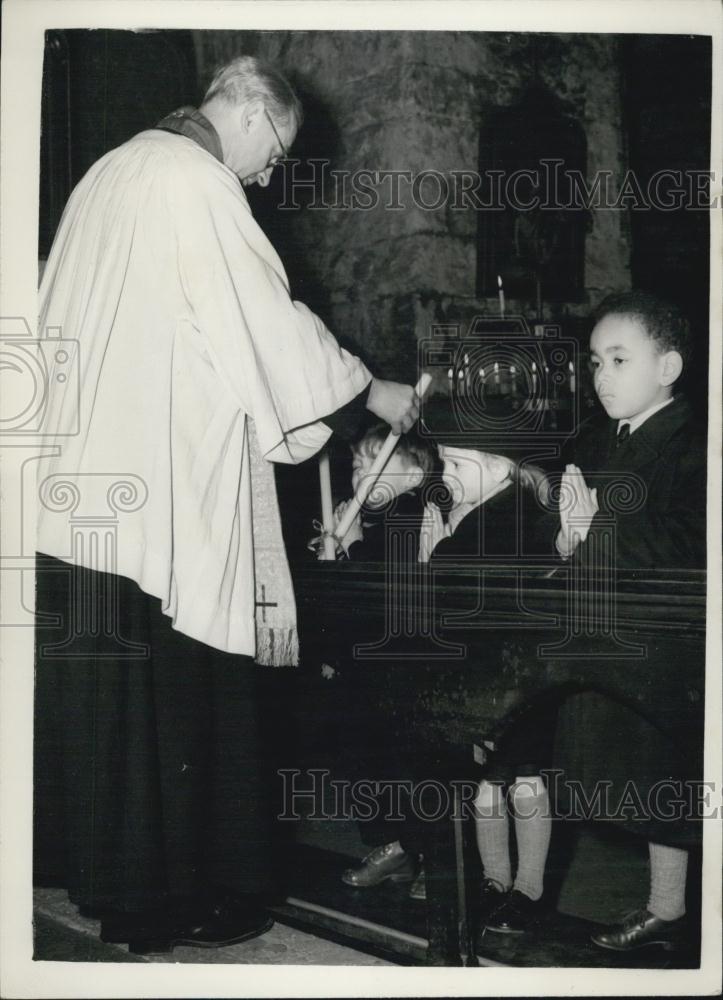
[366,379,420,434]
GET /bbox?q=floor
[33,887,392,966]
[33,818,698,968]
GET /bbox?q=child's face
[351,446,423,508]
[439,447,511,508]
[589,314,677,421]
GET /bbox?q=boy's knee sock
[648,841,688,921]
[510,775,551,902]
[473,780,511,891]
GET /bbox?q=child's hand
[307,522,327,560]
[419,502,449,562]
[334,499,363,553]
[557,464,599,558]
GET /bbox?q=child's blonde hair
[352,423,436,475]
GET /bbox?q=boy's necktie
[616,422,630,447]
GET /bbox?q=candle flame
[497,275,503,289]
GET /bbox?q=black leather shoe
[591,909,685,952]
[102,897,273,954]
[341,842,417,888]
[128,909,274,955]
[484,889,542,935]
[477,877,508,921]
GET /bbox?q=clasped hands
[418,502,450,563]
[556,464,599,559]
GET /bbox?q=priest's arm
[172,158,417,461]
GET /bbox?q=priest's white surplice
[36,130,371,657]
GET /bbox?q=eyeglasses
[264,108,289,164]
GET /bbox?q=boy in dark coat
[327,425,440,896]
[421,446,556,934]
[553,291,706,953]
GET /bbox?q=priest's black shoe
[484,889,542,935]
[101,896,274,954]
[591,909,685,952]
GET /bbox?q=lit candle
[497,275,505,318]
[458,368,464,397]
[510,364,518,397]
[494,361,500,387]
[318,449,336,560]
[544,365,550,410]
[531,361,537,400]
[569,360,576,394]
[447,367,454,393]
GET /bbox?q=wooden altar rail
[285,564,706,965]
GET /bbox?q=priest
[33,55,420,954]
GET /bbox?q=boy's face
[439,447,511,508]
[351,446,423,508]
[589,314,679,421]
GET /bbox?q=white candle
[497,275,505,318]
[318,449,336,560]
[510,364,518,397]
[334,373,433,543]
[457,368,464,397]
[532,361,537,397]
[569,360,576,393]
[494,361,500,386]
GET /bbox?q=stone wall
[193,31,632,384]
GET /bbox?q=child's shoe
[591,909,685,951]
[484,888,543,934]
[341,842,416,887]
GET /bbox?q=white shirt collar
[618,396,674,437]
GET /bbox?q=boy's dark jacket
[560,394,706,570]
[431,482,549,560]
[554,395,707,845]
